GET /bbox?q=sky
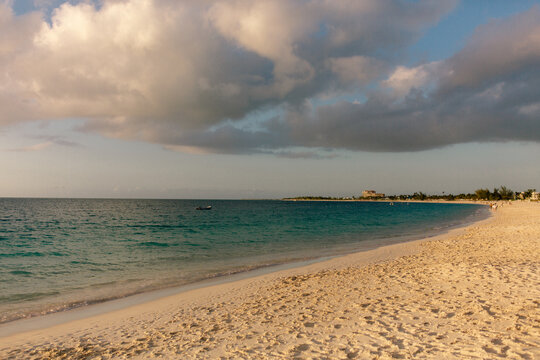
[1,0,539,199]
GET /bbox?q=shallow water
[0,199,487,322]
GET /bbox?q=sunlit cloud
[1,0,539,155]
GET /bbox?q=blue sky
[1,0,539,198]
[409,0,540,63]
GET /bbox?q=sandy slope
[0,202,538,359]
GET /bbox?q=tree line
[284,186,537,201]
[383,186,536,201]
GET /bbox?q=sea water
[0,199,487,323]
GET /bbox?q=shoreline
[0,217,487,337]
[2,202,539,358]
[0,203,488,335]
[282,198,509,204]
[0,205,492,347]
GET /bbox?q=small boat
[389,202,394,206]
[196,206,212,210]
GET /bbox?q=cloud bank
[1,0,539,154]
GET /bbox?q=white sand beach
[0,202,539,359]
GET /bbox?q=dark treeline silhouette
[284,186,537,201]
[474,186,514,201]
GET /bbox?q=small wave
[138,241,170,247]
[127,224,178,229]
[182,242,207,247]
[0,290,60,303]
[70,260,99,265]
[9,270,32,276]
[0,252,44,258]
[88,280,118,288]
[49,251,67,257]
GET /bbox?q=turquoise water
[0,199,487,323]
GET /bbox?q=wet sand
[0,201,538,359]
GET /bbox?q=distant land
[283,186,539,202]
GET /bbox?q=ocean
[0,199,487,323]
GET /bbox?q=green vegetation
[284,185,538,201]
[522,189,536,199]
[412,192,427,201]
[282,196,356,201]
[474,186,515,200]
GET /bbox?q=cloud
[35,135,81,147]
[7,141,53,152]
[329,56,388,89]
[208,0,317,96]
[382,62,442,96]
[196,5,540,153]
[271,150,339,160]
[5,135,80,151]
[5,1,538,155]
[439,7,540,92]
[0,0,454,122]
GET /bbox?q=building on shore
[362,190,385,198]
[531,192,539,201]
